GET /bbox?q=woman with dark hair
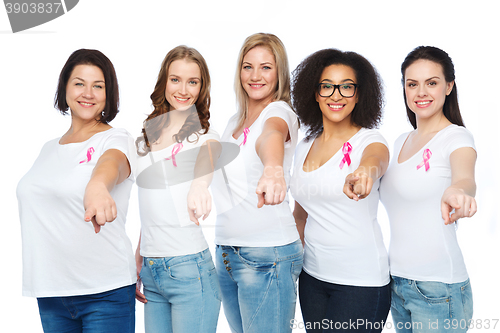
[134,45,221,333]
[210,33,303,333]
[17,49,137,332]
[290,48,390,332]
[380,46,476,333]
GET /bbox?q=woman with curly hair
[134,45,221,333]
[211,33,303,333]
[290,49,390,332]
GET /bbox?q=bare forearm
[356,143,389,180]
[88,150,129,191]
[447,178,476,197]
[295,217,306,244]
[355,155,386,180]
[255,130,285,168]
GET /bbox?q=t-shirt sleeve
[102,128,137,179]
[260,102,298,148]
[194,128,221,145]
[358,129,389,152]
[441,127,476,160]
[260,102,297,134]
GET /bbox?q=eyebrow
[72,76,105,83]
[321,78,356,83]
[242,61,274,66]
[406,76,441,82]
[168,74,201,80]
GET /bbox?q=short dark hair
[54,49,119,124]
[291,48,383,140]
[401,46,464,129]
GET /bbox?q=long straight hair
[401,46,464,129]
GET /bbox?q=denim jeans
[140,248,221,333]
[215,239,303,333]
[298,270,391,333]
[37,284,136,333]
[391,276,473,333]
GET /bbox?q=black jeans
[298,270,390,333]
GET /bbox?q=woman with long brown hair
[134,45,221,333]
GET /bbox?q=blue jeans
[140,248,221,333]
[391,276,473,333]
[37,284,136,333]
[298,270,391,333]
[216,239,303,333]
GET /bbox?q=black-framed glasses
[317,82,358,98]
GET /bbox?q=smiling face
[165,59,202,111]
[65,64,106,124]
[315,64,358,126]
[240,46,278,105]
[404,59,454,122]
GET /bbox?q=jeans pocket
[413,280,451,304]
[207,265,222,302]
[167,260,201,282]
[237,248,276,271]
[460,279,473,323]
[290,259,303,296]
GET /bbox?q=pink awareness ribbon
[339,142,352,169]
[239,127,250,146]
[417,148,432,171]
[79,147,95,164]
[165,142,183,167]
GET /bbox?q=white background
[1,0,498,332]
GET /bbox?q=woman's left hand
[187,180,212,225]
[256,166,287,208]
[441,187,477,225]
[83,181,117,233]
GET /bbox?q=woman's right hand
[187,180,212,225]
[135,244,147,303]
[256,165,287,208]
[343,171,373,201]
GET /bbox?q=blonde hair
[234,33,292,128]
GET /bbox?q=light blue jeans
[140,249,221,333]
[391,276,473,333]
[216,239,303,333]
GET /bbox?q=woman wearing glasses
[211,33,302,333]
[290,49,390,332]
[380,46,476,332]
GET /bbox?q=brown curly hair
[136,46,211,156]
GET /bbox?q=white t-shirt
[17,128,136,297]
[379,124,475,283]
[290,128,389,287]
[212,101,300,247]
[137,128,220,257]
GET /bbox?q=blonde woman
[211,33,303,333]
